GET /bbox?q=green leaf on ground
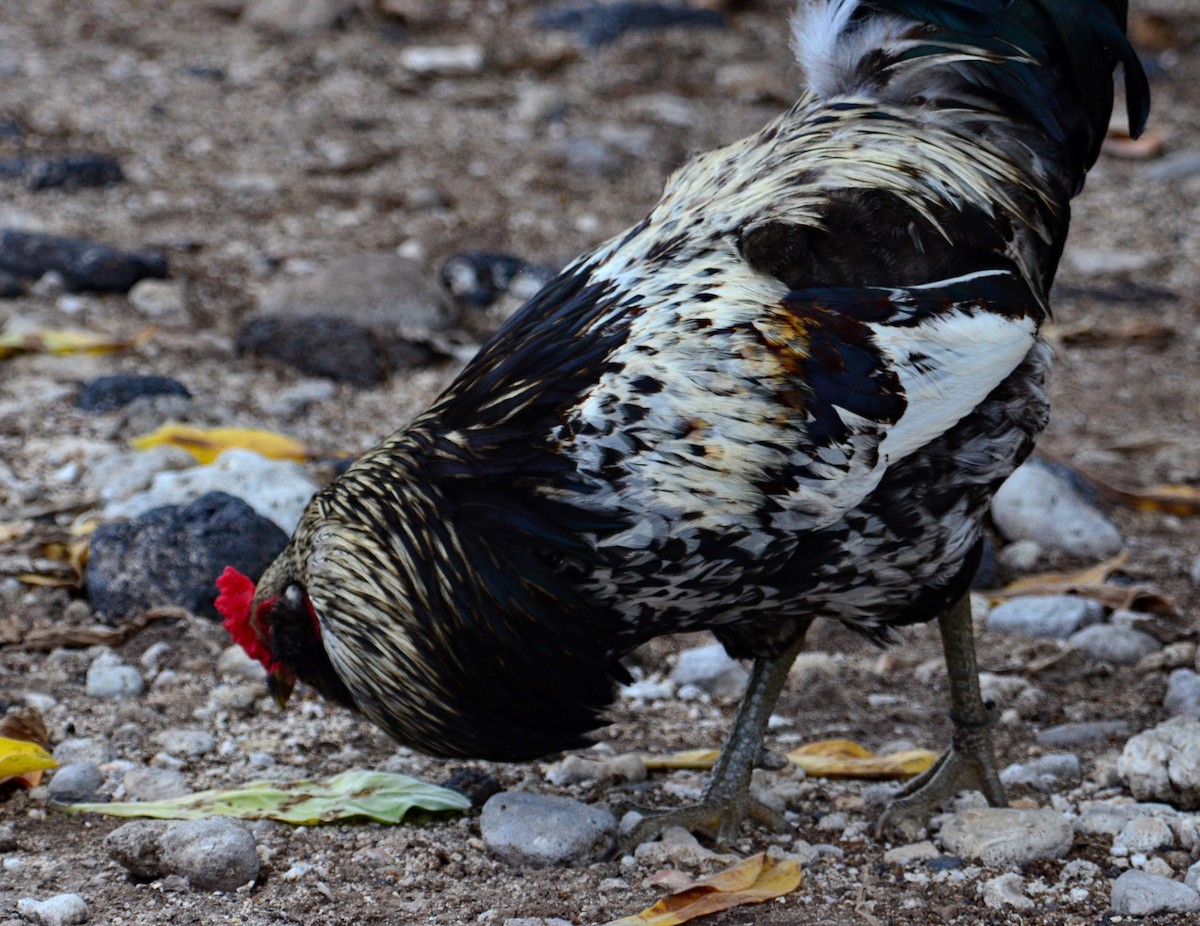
[63,769,470,824]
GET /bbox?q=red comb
[215,566,277,670]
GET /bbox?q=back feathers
[792,0,1150,192]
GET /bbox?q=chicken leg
[877,593,1006,840]
[621,628,810,851]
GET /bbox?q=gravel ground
[2,1,1199,925]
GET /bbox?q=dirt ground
[1,1,1199,924]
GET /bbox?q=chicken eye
[284,584,303,609]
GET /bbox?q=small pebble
[47,763,105,803]
[1000,753,1082,792]
[76,375,190,413]
[15,894,89,926]
[633,826,736,869]
[986,595,1105,639]
[883,841,940,866]
[0,228,166,293]
[982,872,1034,910]
[399,44,486,75]
[938,807,1073,867]
[997,539,1042,572]
[121,767,191,801]
[85,652,145,699]
[1113,816,1175,856]
[1069,624,1161,665]
[53,738,116,766]
[1111,869,1200,916]
[1036,720,1130,748]
[128,279,185,317]
[480,791,615,867]
[1164,669,1200,719]
[669,642,748,698]
[153,729,216,758]
[544,753,646,786]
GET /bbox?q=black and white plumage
[232,0,1149,829]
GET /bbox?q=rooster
[219,0,1148,846]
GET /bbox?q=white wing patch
[870,303,1037,469]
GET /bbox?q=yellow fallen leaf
[641,749,719,771]
[999,552,1129,597]
[787,740,936,780]
[0,327,153,360]
[130,424,309,464]
[604,853,801,926]
[0,736,57,780]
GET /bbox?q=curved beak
[268,669,295,710]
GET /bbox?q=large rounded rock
[938,808,1073,867]
[1117,717,1200,809]
[991,461,1122,557]
[1111,870,1200,916]
[481,791,615,867]
[87,491,287,622]
[160,818,259,891]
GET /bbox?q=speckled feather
[247,0,1147,760]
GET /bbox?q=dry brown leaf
[130,423,310,464]
[641,749,720,771]
[1102,129,1165,160]
[0,326,153,360]
[603,853,802,926]
[1050,317,1175,348]
[993,553,1176,616]
[786,740,936,780]
[0,708,55,790]
[2,606,190,653]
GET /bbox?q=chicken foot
[876,593,1006,840]
[620,628,809,852]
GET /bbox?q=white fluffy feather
[790,0,912,98]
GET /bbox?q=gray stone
[14,894,89,926]
[1036,721,1131,748]
[1165,669,1200,719]
[544,754,646,787]
[152,729,216,758]
[670,642,748,698]
[991,460,1122,557]
[1118,717,1200,809]
[399,44,486,76]
[1189,554,1200,589]
[1186,860,1200,892]
[1069,624,1161,665]
[215,645,267,683]
[1074,800,1177,837]
[1112,816,1175,855]
[105,820,172,879]
[160,818,260,891]
[631,826,736,869]
[1110,869,1200,916]
[481,791,615,867]
[128,279,185,318]
[986,595,1105,639]
[1145,150,1200,182]
[122,767,191,801]
[85,652,144,698]
[981,873,1034,911]
[882,840,940,866]
[104,450,318,535]
[256,254,456,334]
[87,491,287,622]
[53,737,116,766]
[999,753,1081,792]
[47,763,104,803]
[997,539,1042,572]
[938,808,1073,867]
